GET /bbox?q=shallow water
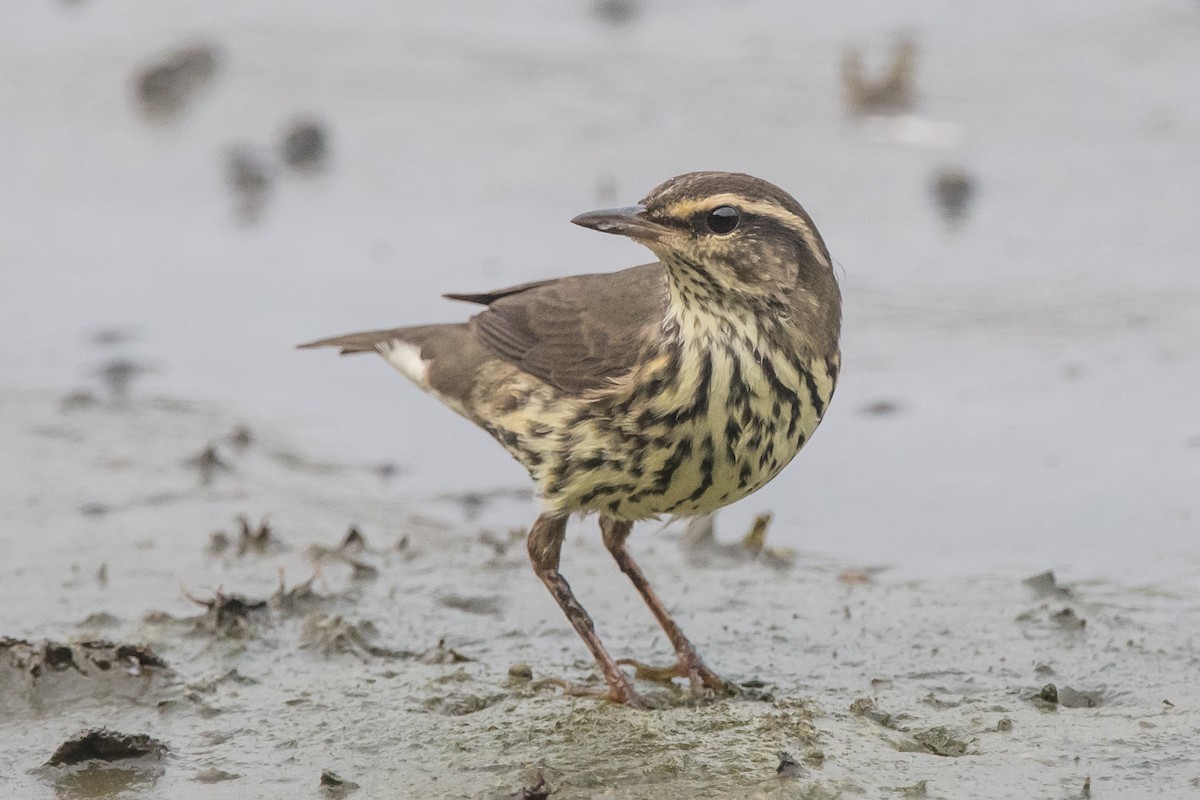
[3,1,1200,797]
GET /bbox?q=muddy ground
[3,388,1198,799]
[4,0,1200,797]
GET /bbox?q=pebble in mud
[133,43,220,119]
[280,117,330,172]
[320,769,360,797]
[194,767,241,783]
[1015,602,1087,634]
[96,357,151,403]
[1022,570,1074,599]
[775,751,804,778]
[45,728,167,766]
[225,146,273,225]
[930,166,976,224]
[1050,607,1087,630]
[416,639,474,665]
[507,662,533,682]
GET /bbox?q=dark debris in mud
[45,728,167,766]
[850,696,897,727]
[422,689,507,717]
[270,573,334,617]
[776,750,805,778]
[186,668,258,695]
[226,424,254,450]
[280,117,330,172]
[912,726,974,757]
[1,637,168,679]
[183,443,232,485]
[490,772,550,800]
[1031,683,1103,710]
[417,639,475,665]
[187,590,269,637]
[307,526,382,580]
[931,165,977,224]
[204,514,283,557]
[1015,604,1087,633]
[851,697,973,756]
[890,779,929,798]
[236,515,282,556]
[225,145,273,225]
[680,512,795,568]
[133,42,220,119]
[179,572,337,638]
[300,612,405,658]
[1023,570,1074,599]
[320,768,360,797]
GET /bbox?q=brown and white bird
[301,172,842,707]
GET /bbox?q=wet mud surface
[4,0,1200,797]
[3,389,1199,798]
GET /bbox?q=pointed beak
[570,205,670,243]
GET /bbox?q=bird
[300,172,842,707]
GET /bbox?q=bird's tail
[297,325,447,356]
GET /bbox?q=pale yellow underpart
[663,194,831,270]
[467,296,836,522]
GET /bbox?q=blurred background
[4,0,1198,579]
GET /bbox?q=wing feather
[465,262,668,393]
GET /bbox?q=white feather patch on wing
[378,338,469,417]
[379,340,429,388]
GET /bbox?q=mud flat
[0,387,1196,799]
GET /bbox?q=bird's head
[571,171,838,315]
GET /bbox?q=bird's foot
[616,656,730,697]
[535,676,649,709]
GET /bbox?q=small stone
[195,767,240,783]
[46,728,167,766]
[776,751,804,778]
[281,118,330,171]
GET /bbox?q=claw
[616,657,731,696]
[534,676,649,709]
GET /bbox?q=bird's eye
[705,205,740,235]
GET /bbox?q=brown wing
[451,262,668,394]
